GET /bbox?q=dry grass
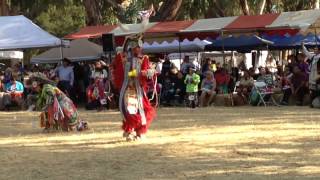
[0,106,320,180]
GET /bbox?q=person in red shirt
[282,66,308,106]
[214,68,230,94]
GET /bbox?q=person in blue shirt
[2,76,24,110]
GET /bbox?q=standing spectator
[302,43,320,107]
[161,58,173,76]
[55,58,74,97]
[184,67,200,108]
[201,58,212,75]
[297,53,309,75]
[282,66,308,106]
[181,56,191,75]
[200,71,216,107]
[83,62,92,89]
[73,62,86,103]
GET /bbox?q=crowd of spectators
[0,48,319,111]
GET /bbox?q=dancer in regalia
[28,73,88,132]
[112,34,157,141]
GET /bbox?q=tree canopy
[0,0,319,38]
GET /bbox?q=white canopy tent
[0,51,23,59]
[31,39,103,64]
[142,38,212,54]
[0,15,62,50]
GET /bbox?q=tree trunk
[205,0,225,18]
[239,0,250,15]
[151,0,183,22]
[83,0,103,25]
[257,0,266,14]
[296,0,304,11]
[315,0,320,9]
[266,0,272,13]
[0,0,10,16]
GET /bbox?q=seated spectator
[184,67,200,108]
[281,66,308,106]
[3,67,13,84]
[249,67,259,80]
[200,71,216,107]
[236,70,254,101]
[25,78,40,111]
[172,69,186,105]
[257,67,274,87]
[160,72,176,106]
[0,75,24,110]
[215,68,230,94]
[86,61,108,111]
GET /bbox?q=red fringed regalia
[112,52,156,137]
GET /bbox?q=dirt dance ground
[0,106,320,180]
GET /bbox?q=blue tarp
[205,35,273,52]
[205,33,320,51]
[264,33,320,50]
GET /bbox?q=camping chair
[252,81,280,107]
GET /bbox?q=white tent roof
[181,16,237,32]
[267,9,320,30]
[0,15,61,50]
[31,39,102,64]
[111,22,157,36]
[142,38,211,53]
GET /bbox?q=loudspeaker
[102,33,115,52]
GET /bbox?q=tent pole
[221,30,226,65]
[60,39,64,60]
[21,50,25,84]
[315,27,318,47]
[178,35,182,69]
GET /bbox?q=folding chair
[233,81,240,95]
[252,81,280,107]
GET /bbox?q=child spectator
[200,71,216,107]
[184,67,200,108]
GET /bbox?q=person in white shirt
[56,58,74,97]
